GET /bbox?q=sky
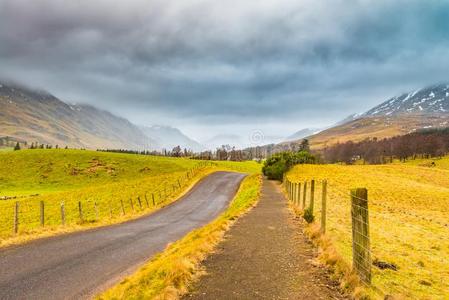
[1,0,449,146]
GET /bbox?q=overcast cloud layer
[1,0,449,144]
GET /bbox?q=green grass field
[0,149,261,247]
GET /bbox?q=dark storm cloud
[1,0,449,139]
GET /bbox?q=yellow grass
[286,164,449,299]
[98,173,262,300]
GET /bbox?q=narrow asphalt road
[0,171,245,300]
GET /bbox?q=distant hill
[140,125,203,152]
[284,128,320,142]
[307,83,449,149]
[203,134,246,150]
[0,81,157,149]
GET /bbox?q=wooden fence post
[303,181,307,208]
[290,181,293,201]
[138,196,142,209]
[144,195,149,208]
[296,182,301,206]
[350,188,371,284]
[293,182,297,203]
[120,200,125,215]
[78,201,83,223]
[94,201,99,220]
[310,180,315,212]
[14,201,19,234]
[61,202,65,225]
[40,201,45,226]
[130,198,134,212]
[321,180,327,233]
[109,201,113,218]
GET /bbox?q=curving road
[0,171,246,300]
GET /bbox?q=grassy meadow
[0,149,261,247]
[286,163,449,299]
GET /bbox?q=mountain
[284,128,320,142]
[363,84,449,116]
[307,83,449,149]
[333,113,362,126]
[140,125,203,152]
[0,81,158,149]
[203,134,246,150]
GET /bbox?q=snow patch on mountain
[363,84,449,117]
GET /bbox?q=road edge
[97,173,262,300]
[0,168,218,251]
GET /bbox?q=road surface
[184,179,346,299]
[0,171,245,300]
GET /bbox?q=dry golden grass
[286,164,449,299]
[308,114,449,150]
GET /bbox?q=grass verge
[98,173,262,300]
[289,204,365,299]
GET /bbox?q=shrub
[262,150,315,181]
[262,156,287,180]
[303,207,314,223]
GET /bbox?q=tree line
[322,128,449,164]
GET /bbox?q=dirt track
[185,179,347,299]
[0,171,245,300]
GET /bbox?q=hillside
[0,149,199,195]
[307,83,449,149]
[284,128,320,142]
[0,82,157,149]
[140,125,204,152]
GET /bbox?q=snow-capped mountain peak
[363,84,449,117]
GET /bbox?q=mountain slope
[363,84,449,116]
[140,125,203,152]
[0,82,158,149]
[307,83,449,149]
[284,128,320,142]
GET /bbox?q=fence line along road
[2,161,214,239]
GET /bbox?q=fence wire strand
[283,176,449,298]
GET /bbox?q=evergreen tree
[14,142,21,151]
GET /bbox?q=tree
[14,142,21,151]
[262,150,316,180]
[299,139,310,152]
[172,145,182,157]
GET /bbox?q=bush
[262,156,287,180]
[262,150,315,181]
[303,207,314,223]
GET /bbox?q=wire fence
[283,176,449,298]
[0,161,214,239]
